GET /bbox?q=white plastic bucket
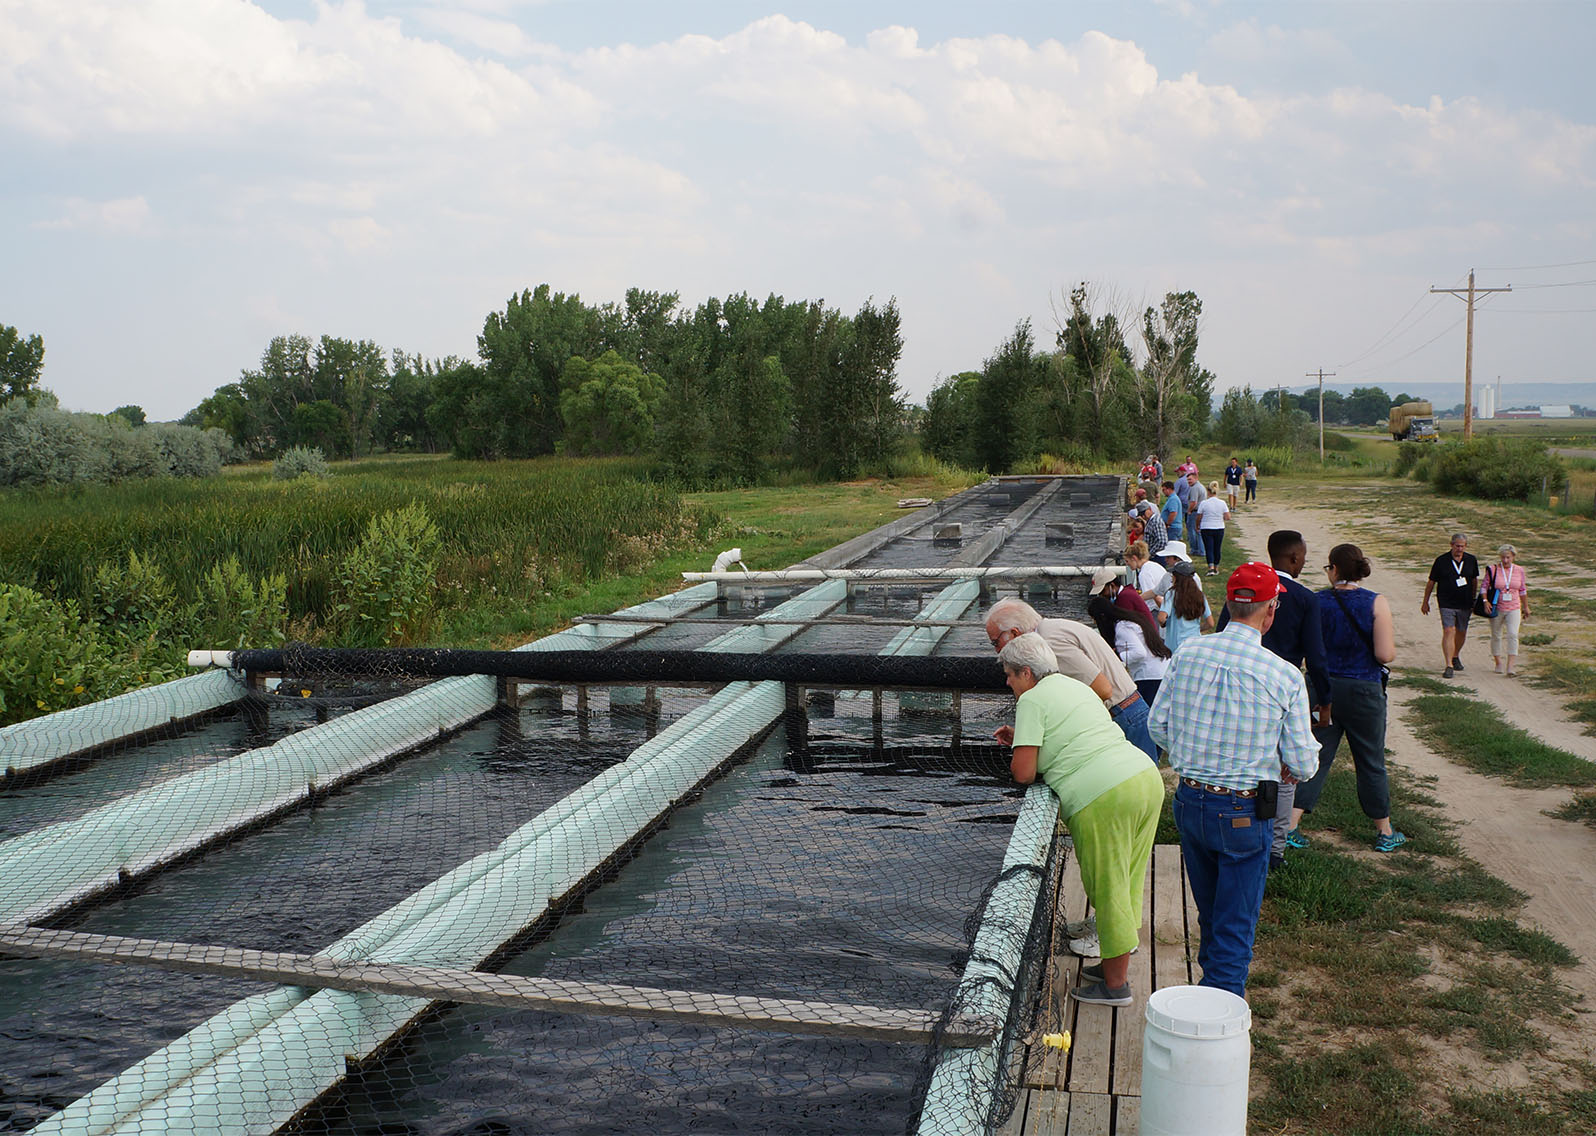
[1140,985,1251,1136]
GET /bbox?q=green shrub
[148,422,225,478]
[193,556,289,650]
[94,417,168,481]
[87,550,184,642]
[272,446,330,480]
[1426,438,1566,501]
[333,503,441,646]
[1392,441,1429,477]
[0,584,110,725]
[0,402,108,487]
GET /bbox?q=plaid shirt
[1138,508,1167,555]
[1148,623,1319,788]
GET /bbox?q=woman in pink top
[1481,544,1531,676]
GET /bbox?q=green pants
[1068,765,1164,959]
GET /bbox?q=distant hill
[1279,380,1596,410]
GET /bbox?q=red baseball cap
[1226,562,1286,603]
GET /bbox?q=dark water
[312,714,1021,1136]
[0,706,671,1132]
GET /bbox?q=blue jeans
[1111,693,1159,763]
[1173,782,1272,997]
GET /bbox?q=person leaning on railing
[995,632,1164,1009]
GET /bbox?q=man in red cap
[1148,562,1319,998]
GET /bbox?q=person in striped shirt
[1147,562,1319,998]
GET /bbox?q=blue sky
[3,1,1593,421]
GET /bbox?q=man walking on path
[986,598,1159,763]
[1421,533,1478,677]
[1149,563,1319,997]
[1216,531,1332,870]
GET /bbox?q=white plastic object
[1140,985,1252,1135]
[710,547,747,573]
[186,650,236,669]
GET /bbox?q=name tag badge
[1230,817,1252,828]
[1456,576,1466,587]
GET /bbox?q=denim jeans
[1173,782,1272,997]
[1111,693,1160,763]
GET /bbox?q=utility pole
[1430,270,1511,440]
[1307,369,1335,462]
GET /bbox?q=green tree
[559,350,665,455]
[109,405,146,428]
[1345,386,1394,426]
[290,399,349,456]
[973,321,1045,473]
[476,284,600,457]
[0,324,46,405]
[922,371,981,468]
[1139,291,1205,458]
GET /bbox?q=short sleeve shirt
[1035,617,1138,704]
[1013,673,1150,818]
[1428,552,1479,609]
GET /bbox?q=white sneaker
[1068,933,1101,957]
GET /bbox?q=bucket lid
[1145,985,1251,1039]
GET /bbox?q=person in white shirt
[1126,540,1171,624]
[1087,593,1172,708]
[1196,483,1230,575]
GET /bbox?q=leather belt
[1181,777,1258,798]
[1110,692,1143,713]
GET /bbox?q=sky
[3,0,1594,422]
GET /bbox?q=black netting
[2,474,1126,1136]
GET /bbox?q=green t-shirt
[1013,672,1152,819]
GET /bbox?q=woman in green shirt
[995,633,1164,1007]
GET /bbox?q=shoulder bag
[1472,566,1496,618]
[1329,587,1389,693]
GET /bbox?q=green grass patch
[1525,653,1596,731]
[1405,693,1596,789]
[1551,790,1596,828]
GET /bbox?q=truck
[1389,401,1438,442]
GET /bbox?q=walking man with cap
[986,597,1159,763]
[1149,563,1319,997]
[1421,533,1478,678]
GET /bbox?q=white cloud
[35,196,153,233]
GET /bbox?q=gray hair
[999,632,1058,679]
[1450,532,1469,543]
[1228,598,1273,621]
[986,598,1042,635]
[1499,543,1517,557]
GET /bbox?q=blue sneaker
[1284,828,1309,850]
[1374,831,1408,853]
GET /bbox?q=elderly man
[987,597,1158,762]
[1216,530,1332,870]
[1421,533,1478,678]
[1135,500,1168,557]
[1149,563,1319,997]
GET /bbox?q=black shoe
[1269,854,1286,872]
[1078,962,1105,984]
[1443,666,1454,678]
[1453,656,1464,671]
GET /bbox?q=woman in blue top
[1161,561,1213,655]
[995,633,1163,1008]
[1291,543,1406,852]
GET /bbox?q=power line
[1511,277,1596,290]
[1333,292,1449,369]
[1484,306,1596,314]
[1430,270,1511,440]
[1477,257,1596,271]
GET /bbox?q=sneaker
[1071,981,1133,1007]
[1284,827,1309,850]
[1063,916,1097,940]
[1077,962,1105,984]
[1269,853,1286,872]
[1453,656,1464,671]
[1067,933,1101,958]
[1374,830,1408,853]
[1443,666,1454,678]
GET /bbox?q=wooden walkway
[997,844,1198,1136]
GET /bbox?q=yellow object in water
[1042,1031,1072,1052]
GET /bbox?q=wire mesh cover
[0,646,1060,1136]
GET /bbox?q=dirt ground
[1226,490,1596,1063]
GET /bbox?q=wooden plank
[1065,1091,1113,1135]
[1182,847,1204,986]
[1027,848,1089,1089]
[993,1087,1034,1136]
[0,925,997,1046]
[1112,853,1154,1098]
[1151,844,1190,991]
[1028,1087,1072,1136]
[1114,1095,1141,1136]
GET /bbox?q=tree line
[184,286,905,484]
[922,286,1215,471]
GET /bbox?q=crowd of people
[986,459,1542,1011]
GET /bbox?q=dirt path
[1226,493,1596,1057]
